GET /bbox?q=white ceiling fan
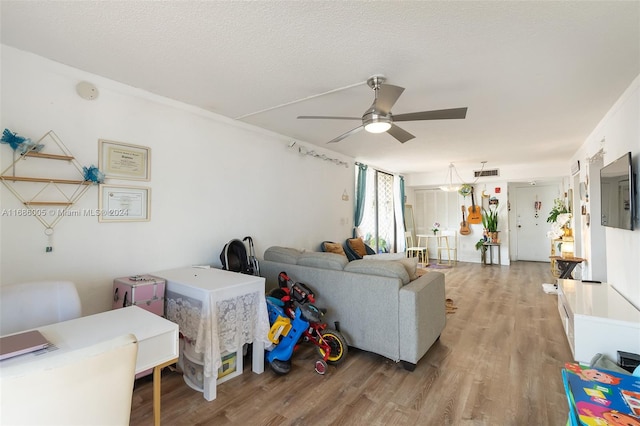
[298,75,468,144]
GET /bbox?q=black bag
[220,239,251,274]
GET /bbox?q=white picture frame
[99,139,151,181]
[98,184,151,222]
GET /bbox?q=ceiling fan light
[364,121,391,133]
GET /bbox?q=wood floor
[130,261,572,425]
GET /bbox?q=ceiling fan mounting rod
[367,75,386,91]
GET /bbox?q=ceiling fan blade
[393,107,468,122]
[298,115,361,120]
[387,124,415,143]
[328,125,364,143]
[375,84,405,115]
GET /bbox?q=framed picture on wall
[98,184,151,222]
[99,139,151,181]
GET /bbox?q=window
[360,170,397,253]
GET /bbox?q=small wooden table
[549,256,585,279]
[482,242,501,265]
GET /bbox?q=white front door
[514,185,558,261]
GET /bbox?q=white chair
[0,334,138,425]
[405,231,428,265]
[0,281,82,336]
[437,230,458,265]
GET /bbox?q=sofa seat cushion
[263,246,303,265]
[297,252,348,271]
[344,259,410,285]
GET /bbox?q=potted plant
[547,198,569,223]
[546,198,572,239]
[475,238,488,263]
[482,207,499,242]
[365,233,389,253]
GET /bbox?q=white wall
[409,184,510,265]
[0,47,355,314]
[571,74,640,307]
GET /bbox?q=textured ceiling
[1,1,638,176]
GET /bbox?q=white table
[557,279,640,364]
[417,234,451,265]
[0,306,179,426]
[152,267,270,401]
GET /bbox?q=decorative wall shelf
[22,152,75,161]
[0,130,92,242]
[3,176,90,185]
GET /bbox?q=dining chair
[437,229,458,265]
[0,281,82,336]
[0,334,138,425]
[405,231,428,265]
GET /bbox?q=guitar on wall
[467,186,482,225]
[460,205,471,235]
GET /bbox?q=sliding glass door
[360,170,397,253]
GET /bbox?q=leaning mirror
[404,204,416,241]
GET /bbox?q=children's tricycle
[265,272,348,375]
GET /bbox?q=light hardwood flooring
[130,260,572,425]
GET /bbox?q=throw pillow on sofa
[347,238,368,258]
[322,241,347,257]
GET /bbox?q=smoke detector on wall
[76,81,99,100]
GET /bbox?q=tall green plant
[482,207,498,232]
[547,198,569,223]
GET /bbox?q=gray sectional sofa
[260,246,446,369]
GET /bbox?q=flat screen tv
[600,152,635,230]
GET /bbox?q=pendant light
[440,163,460,192]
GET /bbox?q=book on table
[0,330,50,360]
[562,362,640,426]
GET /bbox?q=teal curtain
[353,163,368,237]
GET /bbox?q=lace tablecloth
[153,267,270,384]
[165,288,269,378]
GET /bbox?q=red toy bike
[267,272,348,374]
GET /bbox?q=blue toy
[265,305,312,374]
[265,272,348,375]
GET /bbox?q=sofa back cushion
[344,260,410,285]
[297,252,348,271]
[263,246,302,265]
[397,257,419,281]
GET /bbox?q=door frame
[508,180,563,262]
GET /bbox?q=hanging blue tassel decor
[1,129,44,154]
[83,165,105,184]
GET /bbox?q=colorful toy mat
[562,362,640,426]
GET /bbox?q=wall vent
[474,168,500,178]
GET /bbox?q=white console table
[152,267,270,401]
[557,279,640,364]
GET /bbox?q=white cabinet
[557,279,640,364]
